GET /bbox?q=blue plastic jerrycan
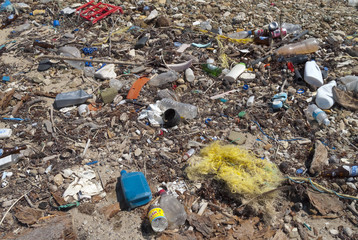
[120,170,152,209]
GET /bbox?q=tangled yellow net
[186,142,283,198]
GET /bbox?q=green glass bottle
[202,63,222,77]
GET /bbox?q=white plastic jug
[304,60,323,87]
[315,80,336,109]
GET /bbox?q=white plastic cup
[185,68,195,82]
[78,104,89,117]
[224,63,246,82]
[304,60,323,87]
[315,80,336,109]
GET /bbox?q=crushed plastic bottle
[159,190,187,229]
[281,23,302,34]
[305,104,330,126]
[58,46,85,70]
[340,75,358,92]
[148,71,179,87]
[157,98,198,119]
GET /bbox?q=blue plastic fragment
[86,160,98,165]
[2,76,10,82]
[243,84,249,90]
[296,169,304,174]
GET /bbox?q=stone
[54,174,64,186]
[101,202,121,219]
[309,141,328,175]
[120,113,129,122]
[289,228,299,238]
[15,207,43,225]
[101,88,118,104]
[343,226,353,237]
[156,16,171,27]
[134,148,142,157]
[228,131,246,145]
[346,182,357,190]
[38,167,46,175]
[329,229,339,236]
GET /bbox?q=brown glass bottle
[0,145,27,158]
[321,165,358,178]
[253,36,272,46]
[0,14,18,30]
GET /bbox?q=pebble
[54,174,64,186]
[38,167,46,175]
[346,182,357,190]
[29,169,38,176]
[343,226,353,237]
[329,229,339,236]
[2,199,15,208]
[134,148,142,157]
[120,113,129,122]
[289,228,299,238]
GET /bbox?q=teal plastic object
[120,170,152,209]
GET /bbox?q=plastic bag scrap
[62,167,105,201]
[138,102,164,126]
[185,142,282,198]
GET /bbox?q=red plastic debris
[76,1,123,24]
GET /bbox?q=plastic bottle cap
[120,170,127,175]
[158,189,166,195]
[323,119,330,126]
[239,62,246,67]
[272,100,283,109]
[247,30,252,35]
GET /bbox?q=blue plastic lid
[120,170,127,175]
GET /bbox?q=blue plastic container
[53,20,60,27]
[120,170,152,209]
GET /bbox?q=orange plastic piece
[126,76,150,100]
[88,103,102,111]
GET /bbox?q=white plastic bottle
[228,30,252,39]
[304,60,323,87]
[224,63,246,82]
[305,104,330,126]
[0,129,12,139]
[148,205,168,232]
[157,98,198,119]
[159,190,187,229]
[185,68,195,82]
[315,80,337,109]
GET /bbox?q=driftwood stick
[36,55,142,66]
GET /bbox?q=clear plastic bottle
[228,30,252,39]
[281,23,302,34]
[276,38,319,55]
[157,98,198,119]
[148,205,168,232]
[340,75,358,92]
[182,149,195,161]
[148,71,179,87]
[159,190,187,229]
[305,104,330,126]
